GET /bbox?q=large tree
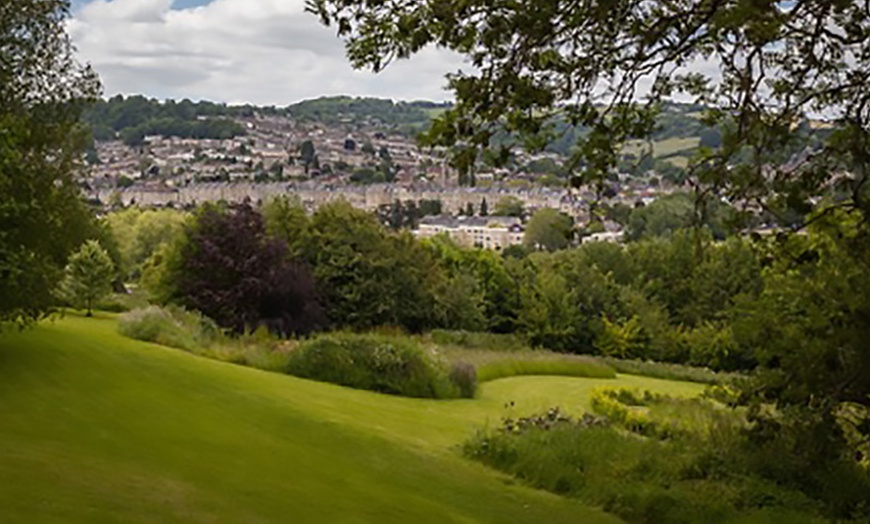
[0,0,100,325]
[155,204,324,336]
[523,208,574,251]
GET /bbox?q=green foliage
[626,193,694,241]
[594,317,646,359]
[426,236,521,332]
[285,96,446,135]
[84,95,246,145]
[731,212,870,466]
[118,305,219,352]
[262,196,309,257]
[523,208,574,251]
[493,196,525,217]
[57,241,116,316]
[517,250,621,352]
[94,289,150,313]
[106,208,188,279]
[286,333,467,399]
[590,387,742,440]
[300,201,442,332]
[0,0,100,326]
[464,402,838,523]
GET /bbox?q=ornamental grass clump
[118,305,219,351]
[286,332,473,399]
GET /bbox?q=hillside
[0,315,702,523]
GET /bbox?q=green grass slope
[0,316,702,523]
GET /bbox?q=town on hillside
[82,95,797,249]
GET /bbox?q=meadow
[0,314,703,523]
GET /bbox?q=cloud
[68,0,465,104]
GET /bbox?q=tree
[154,204,324,336]
[523,208,574,251]
[299,140,316,173]
[0,0,100,325]
[107,208,188,280]
[58,241,115,317]
[480,198,489,216]
[299,201,442,332]
[493,196,525,218]
[262,196,310,258]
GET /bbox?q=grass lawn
[0,315,703,523]
[623,137,700,158]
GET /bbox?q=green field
[622,137,699,166]
[0,315,703,523]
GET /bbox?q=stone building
[414,215,525,251]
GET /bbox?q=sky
[67,0,466,105]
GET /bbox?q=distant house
[582,231,624,244]
[415,215,524,250]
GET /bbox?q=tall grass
[118,305,218,351]
[118,306,295,372]
[465,422,823,524]
[595,356,737,385]
[286,332,473,399]
[465,389,870,523]
[476,359,615,382]
[429,330,529,351]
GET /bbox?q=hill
[0,315,703,523]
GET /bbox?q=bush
[118,305,219,351]
[286,333,470,399]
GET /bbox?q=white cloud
[68,0,465,104]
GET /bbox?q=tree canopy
[58,240,115,317]
[152,204,324,336]
[0,0,100,325]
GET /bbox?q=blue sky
[67,0,462,105]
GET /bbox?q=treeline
[287,96,448,132]
[115,198,780,373]
[84,95,249,146]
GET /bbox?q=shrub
[118,305,218,351]
[286,333,468,399]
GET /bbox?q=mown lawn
[0,315,702,523]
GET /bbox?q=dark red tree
[172,203,324,336]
